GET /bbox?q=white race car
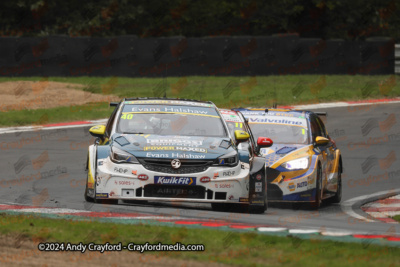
[85,98,271,213]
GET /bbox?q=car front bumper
[90,157,252,204]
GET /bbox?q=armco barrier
[0,35,395,77]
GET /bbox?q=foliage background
[0,0,399,40]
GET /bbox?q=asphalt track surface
[1,103,399,235]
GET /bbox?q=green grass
[393,215,400,223]
[0,214,399,266]
[0,102,113,126]
[1,75,400,126]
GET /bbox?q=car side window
[315,116,327,137]
[105,103,120,137]
[310,116,322,142]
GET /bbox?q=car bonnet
[110,133,235,160]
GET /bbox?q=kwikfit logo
[155,176,195,185]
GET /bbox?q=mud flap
[248,157,267,209]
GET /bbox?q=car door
[315,116,336,176]
[310,115,329,187]
[311,114,336,192]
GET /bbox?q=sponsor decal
[220,110,237,115]
[251,200,264,204]
[307,176,315,185]
[171,158,181,169]
[256,174,262,180]
[223,114,242,123]
[239,197,249,202]
[145,152,206,159]
[98,161,103,166]
[215,183,234,189]
[301,194,311,197]
[228,195,234,200]
[96,193,108,199]
[200,176,211,183]
[248,116,306,126]
[114,167,128,174]
[118,181,134,186]
[288,182,295,192]
[255,182,262,192]
[222,171,235,176]
[147,138,203,147]
[138,174,149,181]
[213,172,219,179]
[129,106,213,116]
[219,159,225,165]
[144,146,207,153]
[154,176,196,185]
[132,170,137,175]
[125,100,212,107]
[297,181,308,188]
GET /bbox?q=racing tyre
[96,199,119,205]
[329,163,342,204]
[249,196,268,214]
[311,164,322,209]
[84,171,94,203]
[122,200,149,205]
[211,203,230,212]
[93,177,118,205]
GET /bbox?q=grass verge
[0,102,112,127]
[0,213,399,267]
[393,215,400,223]
[1,75,399,127]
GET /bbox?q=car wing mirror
[257,137,273,148]
[89,125,106,139]
[234,130,250,143]
[315,136,329,146]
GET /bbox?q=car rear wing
[110,102,119,107]
[314,112,327,116]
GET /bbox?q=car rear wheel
[330,163,342,203]
[84,170,94,203]
[311,164,322,209]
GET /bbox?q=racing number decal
[121,114,133,119]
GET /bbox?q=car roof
[233,108,310,118]
[122,97,215,107]
[219,109,246,122]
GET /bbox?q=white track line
[342,189,400,223]
[0,119,107,135]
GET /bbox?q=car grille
[267,183,283,200]
[138,158,213,174]
[266,167,283,200]
[144,185,206,199]
[266,167,280,183]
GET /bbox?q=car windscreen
[117,104,227,137]
[248,116,309,144]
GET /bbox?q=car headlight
[110,146,139,164]
[214,151,238,167]
[281,157,309,170]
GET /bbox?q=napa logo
[288,182,295,192]
[297,181,308,188]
